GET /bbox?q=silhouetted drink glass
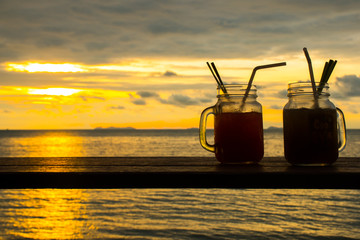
[199,84,264,164]
[283,81,346,166]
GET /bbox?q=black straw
[318,59,337,94]
[303,47,318,99]
[206,62,227,93]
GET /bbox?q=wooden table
[0,157,359,189]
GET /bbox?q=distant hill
[266,126,283,131]
[94,127,136,130]
[186,127,199,131]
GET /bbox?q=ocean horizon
[0,128,359,158]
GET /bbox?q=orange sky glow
[2,57,359,129]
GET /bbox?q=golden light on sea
[4,189,95,239]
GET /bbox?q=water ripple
[0,189,359,239]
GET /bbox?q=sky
[0,0,360,129]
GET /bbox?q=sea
[0,129,359,239]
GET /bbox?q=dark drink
[283,108,338,165]
[214,112,264,164]
[199,84,264,164]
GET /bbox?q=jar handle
[336,107,347,152]
[199,106,215,153]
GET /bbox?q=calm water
[0,129,359,239]
[0,189,359,239]
[1,128,359,157]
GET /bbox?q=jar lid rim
[216,84,257,88]
[288,81,329,86]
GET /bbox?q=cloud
[199,98,212,103]
[275,89,288,98]
[108,105,125,110]
[136,90,213,107]
[333,75,360,98]
[136,91,213,107]
[36,38,67,48]
[1,0,360,63]
[137,91,160,98]
[270,105,283,110]
[147,19,204,35]
[79,95,106,102]
[133,90,214,107]
[132,99,146,105]
[163,71,177,77]
[159,94,204,106]
[85,42,110,51]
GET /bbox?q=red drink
[214,112,264,164]
[283,108,338,165]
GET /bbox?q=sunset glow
[28,88,82,96]
[6,63,87,73]
[1,1,359,129]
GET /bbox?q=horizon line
[1,126,359,131]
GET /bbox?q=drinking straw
[317,62,329,94]
[303,47,318,99]
[319,61,329,84]
[206,62,227,93]
[324,60,337,83]
[241,62,286,107]
[318,59,337,94]
[210,62,227,93]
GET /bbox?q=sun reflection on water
[0,189,359,239]
[2,189,96,239]
[7,131,85,157]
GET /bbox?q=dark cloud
[147,20,204,35]
[199,98,212,103]
[136,90,213,106]
[132,99,146,105]
[1,0,360,63]
[159,94,207,106]
[276,89,288,98]
[108,105,125,110]
[137,91,160,98]
[163,71,177,77]
[136,90,213,107]
[333,75,360,98]
[85,42,110,51]
[36,38,67,48]
[270,105,283,110]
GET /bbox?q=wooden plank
[0,157,359,189]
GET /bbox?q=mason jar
[283,81,346,166]
[199,84,264,164]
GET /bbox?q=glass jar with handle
[283,81,346,166]
[199,84,264,164]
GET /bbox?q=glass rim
[288,80,329,87]
[216,84,257,88]
[217,84,257,97]
[287,81,330,97]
